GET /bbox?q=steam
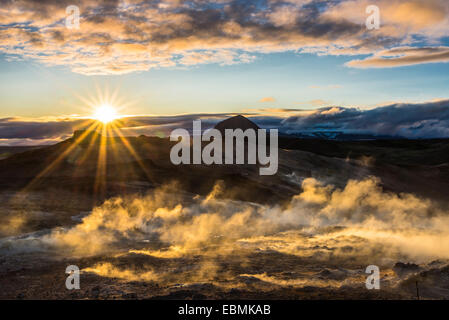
[3,177,449,291]
[0,215,26,237]
[38,177,449,262]
[83,263,159,282]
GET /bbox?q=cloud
[347,46,449,68]
[178,50,256,66]
[0,117,88,140]
[0,113,236,145]
[324,0,449,37]
[295,99,332,107]
[1,0,449,74]
[242,108,307,114]
[277,99,449,138]
[1,99,449,145]
[0,138,61,146]
[259,97,276,103]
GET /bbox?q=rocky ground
[1,136,449,300]
[0,188,448,300]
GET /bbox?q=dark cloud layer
[0,113,235,145]
[275,100,449,138]
[1,100,449,145]
[0,118,86,140]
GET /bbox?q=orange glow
[93,104,119,124]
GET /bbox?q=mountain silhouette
[214,115,260,134]
[0,122,449,203]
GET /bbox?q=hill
[0,127,448,204]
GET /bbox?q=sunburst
[18,85,148,198]
[92,104,119,124]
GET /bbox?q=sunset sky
[1,0,449,144]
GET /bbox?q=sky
[1,0,449,144]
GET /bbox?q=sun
[93,104,119,124]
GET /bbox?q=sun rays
[17,87,149,198]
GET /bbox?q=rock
[316,269,347,280]
[393,262,421,277]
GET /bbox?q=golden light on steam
[93,104,119,124]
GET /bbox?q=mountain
[214,115,260,134]
[0,129,287,204]
[0,146,42,160]
[0,116,449,204]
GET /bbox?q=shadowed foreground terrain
[1,129,449,299]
